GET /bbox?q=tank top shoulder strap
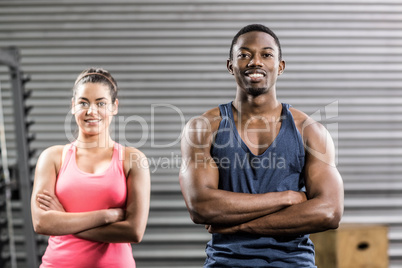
[282,102,291,111]
[218,102,231,118]
[280,103,294,127]
[218,102,233,123]
[57,143,75,177]
[113,142,126,173]
[280,103,304,155]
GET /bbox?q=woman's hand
[106,208,125,223]
[37,190,124,224]
[37,190,65,212]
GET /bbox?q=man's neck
[233,90,281,117]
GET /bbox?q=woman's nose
[86,104,97,115]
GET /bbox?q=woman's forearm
[74,212,147,243]
[74,221,141,243]
[33,208,124,236]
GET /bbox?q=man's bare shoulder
[288,107,309,127]
[201,107,222,123]
[181,107,222,150]
[186,107,222,132]
[289,106,330,143]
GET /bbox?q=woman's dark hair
[73,67,118,103]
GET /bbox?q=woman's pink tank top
[40,143,135,268]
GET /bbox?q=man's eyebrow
[78,97,107,101]
[238,46,276,51]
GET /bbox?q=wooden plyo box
[310,224,388,268]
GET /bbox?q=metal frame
[0,46,38,268]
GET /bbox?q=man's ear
[227,59,234,75]
[278,60,286,76]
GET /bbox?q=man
[179,24,344,267]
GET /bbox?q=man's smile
[245,69,266,82]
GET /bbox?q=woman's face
[72,82,118,137]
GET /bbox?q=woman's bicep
[31,147,61,231]
[125,149,150,240]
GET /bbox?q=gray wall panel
[1,1,401,267]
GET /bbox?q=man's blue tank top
[205,102,316,268]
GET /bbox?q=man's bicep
[180,115,220,189]
[304,157,343,199]
[181,151,219,188]
[303,123,343,203]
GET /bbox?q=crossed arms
[179,107,344,236]
[31,145,150,243]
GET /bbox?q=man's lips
[244,69,266,77]
[245,69,266,80]
[248,73,264,79]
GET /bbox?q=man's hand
[282,190,308,206]
[206,224,241,234]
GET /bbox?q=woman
[31,68,150,267]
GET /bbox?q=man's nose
[248,55,263,67]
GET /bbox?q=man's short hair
[229,24,282,61]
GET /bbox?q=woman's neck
[75,132,114,150]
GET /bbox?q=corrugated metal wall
[1,0,402,267]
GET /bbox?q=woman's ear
[227,59,234,75]
[71,97,76,114]
[112,98,119,115]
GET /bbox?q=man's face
[228,31,285,97]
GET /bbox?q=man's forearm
[209,197,341,236]
[188,189,306,226]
